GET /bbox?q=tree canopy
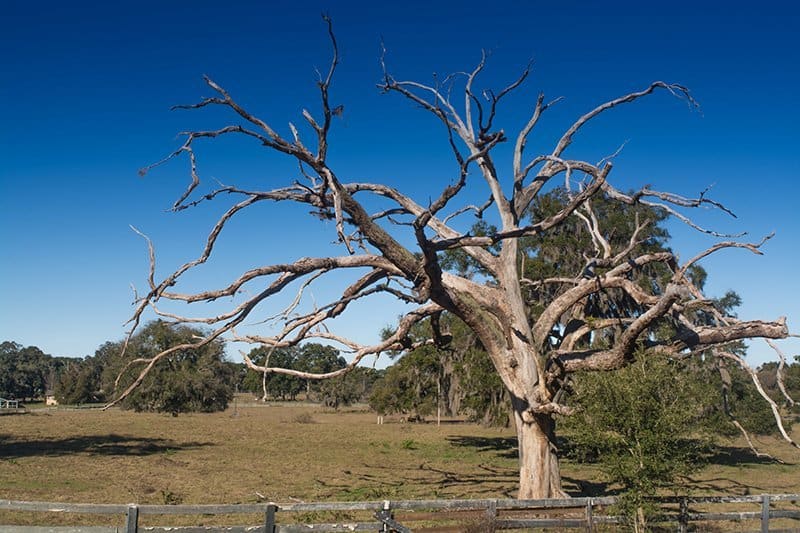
[103,321,235,414]
[0,341,65,401]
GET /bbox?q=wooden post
[125,504,139,533]
[264,503,277,533]
[585,497,593,533]
[382,500,390,532]
[374,500,410,533]
[761,494,770,533]
[679,497,688,533]
[486,499,497,528]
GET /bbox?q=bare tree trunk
[513,400,566,499]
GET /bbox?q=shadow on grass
[309,449,520,500]
[0,433,212,458]
[446,435,519,459]
[704,443,791,467]
[446,433,790,497]
[561,476,619,497]
[344,461,519,499]
[678,474,765,493]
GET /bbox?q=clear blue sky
[1,0,798,367]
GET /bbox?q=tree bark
[512,399,566,499]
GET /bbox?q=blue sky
[1,0,798,367]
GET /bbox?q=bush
[563,353,717,530]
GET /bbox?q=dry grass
[0,403,524,505]
[0,400,798,528]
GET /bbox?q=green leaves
[240,343,379,408]
[564,353,716,501]
[0,341,57,401]
[102,321,234,414]
[369,345,440,417]
[369,314,509,426]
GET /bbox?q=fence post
[125,504,139,533]
[585,497,593,533]
[679,497,688,533]
[264,504,277,533]
[486,499,497,527]
[761,494,770,533]
[374,500,410,533]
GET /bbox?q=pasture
[1,400,798,527]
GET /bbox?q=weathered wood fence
[1,494,799,532]
[0,397,24,415]
[0,397,20,409]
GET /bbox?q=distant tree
[239,348,269,395]
[455,344,510,427]
[431,315,511,426]
[297,344,347,400]
[369,347,439,418]
[694,293,792,442]
[787,357,800,418]
[374,314,510,426]
[242,343,376,407]
[225,361,249,392]
[787,357,800,408]
[242,346,304,401]
[756,357,800,417]
[242,343,350,401]
[104,321,234,414]
[0,341,53,401]
[717,361,784,436]
[56,354,106,404]
[319,366,381,410]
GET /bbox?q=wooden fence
[1,494,799,532]
[0,397,25,415]
[0,397,20,409]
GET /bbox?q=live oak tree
[242,343,347,402]
[115,19,796,498]
[106,320,234,414]
[56,352,106,404]
[373,313,510,426]
[368,344,440,419]
[0,341,55,401]
[520,190,791,446]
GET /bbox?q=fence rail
[1,494,799,532]
[0,397,20,409]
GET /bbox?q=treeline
[240,343,381,409]
[0,341,72,402]
[57,321,235,413]
[1,321,382,414]
[372,313,800,433]
[3,317,798,433]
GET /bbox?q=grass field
[1,400,798,527]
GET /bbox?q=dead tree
[114,19,795,499]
